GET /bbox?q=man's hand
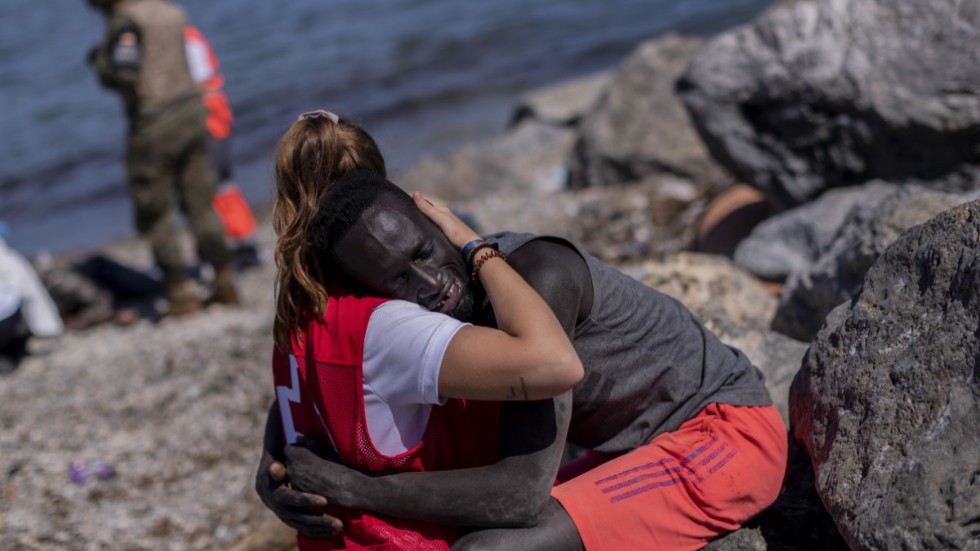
[283,437,364,510]
[254,448,343,538]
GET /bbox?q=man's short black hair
[309,169,413,279]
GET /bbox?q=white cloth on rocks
[0,238,63,338]
[0,285,21,320]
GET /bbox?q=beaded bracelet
[471,249,506,284]
[465,242,497,270]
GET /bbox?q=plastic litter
[69,461,115,485]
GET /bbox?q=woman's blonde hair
[272,115,386,351]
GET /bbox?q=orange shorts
[552,403,788,551]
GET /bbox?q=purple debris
[69,462,90,485]
[69,461,115,485]
[92,462,115,480]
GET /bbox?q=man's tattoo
[506,377,530,401]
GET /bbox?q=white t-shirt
[362,300,469,456]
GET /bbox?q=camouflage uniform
[88,0,237,312]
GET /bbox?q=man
[257,172,788,550]
[85,0,239,315]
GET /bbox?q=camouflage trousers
[126,96,230,284]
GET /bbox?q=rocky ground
[0,218,286,550]
[0,179,759,551]
[3,0,978,548]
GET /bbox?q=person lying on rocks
[256,113,788,550]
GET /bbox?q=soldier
[85,0,239,315]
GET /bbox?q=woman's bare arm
[413,193,584,401]
[285,392,572,527]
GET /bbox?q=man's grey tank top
[487,232,772,453]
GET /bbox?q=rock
[733,182,897,282]
[0,218,281,550]
[510,71,612,128]
[229,521,296,551]
[679,0,980,210]
[789,199,980,549]
[568,33,729,191]
[458,175,705,264]
[705,525,769,551]
[639,252,778,335]
[773,186,980,342]
[394,119,576,201]
[736,331,808,427]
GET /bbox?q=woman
[266,111,582,551]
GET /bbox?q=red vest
[272,293,500,550]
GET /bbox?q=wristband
[461,238,487,260]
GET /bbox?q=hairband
[297,110,340,123]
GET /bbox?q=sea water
[0,0,772,255]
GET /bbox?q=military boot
[207,265,241,306]
[166,277,202,317]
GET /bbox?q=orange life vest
[184,25,233,139]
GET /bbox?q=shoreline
[4,0,975,543]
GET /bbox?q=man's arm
[286,392,572,528]
[282,239,593,528]
[254,402,343,538]
[88,16,141,106]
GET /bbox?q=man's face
[332,194,476,320]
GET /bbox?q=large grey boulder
[789,199,980,549]
[511,71,612,128]
[733,182,897,282]
[773,186,980,341]
[679,0,980,210]
[568,33,729,191]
